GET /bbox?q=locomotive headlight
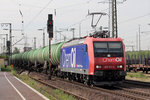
[96,65,102,69]
[120,65,123,68]
[117,65,123,68]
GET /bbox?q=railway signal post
[47,14,53,80]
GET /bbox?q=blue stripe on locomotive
[60,44,89,74]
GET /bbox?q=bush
[1,65,12,72]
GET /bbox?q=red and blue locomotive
[11,33,126,86]
[60,37,126,85]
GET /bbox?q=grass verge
[127,72,147,79]
[126,72,150,82]
[18,74,76,100]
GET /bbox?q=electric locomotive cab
[93,39,126,85]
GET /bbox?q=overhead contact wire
[25,0,53,29]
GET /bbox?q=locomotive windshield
[93,42,123,57]
[94,42,108,52]
[108,42,122,52]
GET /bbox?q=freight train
[126,52,150,73]
[11,36,126,86]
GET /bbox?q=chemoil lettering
[103,58,122,62]
[62,48,76,68]
[115,58,122,62]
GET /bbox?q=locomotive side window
[93,41,123,57]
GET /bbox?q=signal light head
[48,14,53,20]
[47,14,53,38]
[49,22,52,25]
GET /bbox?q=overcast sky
[0,0,150,52]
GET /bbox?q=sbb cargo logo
[62,48,76,68]
[103,58,122,63]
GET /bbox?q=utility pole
[132,45,134,51]
[79,23,81,38]
[19,4,24,35]
[70,28,75,39]
[139,25,141,51]
[126,45,135,51]
[98,0,126,38]
[55,26,57,42]
[38,28,46,47]
[24,35,28,49]
[3,38,5,53]
[10,24,12,55]
[0,34,8,53]
[58,28,68,41]
[56,30,67,42]
[109,0,111,35]
[0,43,2,54]
[43,30,45,47]
[34,37,36,49]
[55,30,62,42]
[1,23,12,54]
[1,23,12,65]
[6,34,8,42]
[112,0,118,38]
[136,32,138,51]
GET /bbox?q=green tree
[13,47,20,54]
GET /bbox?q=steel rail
[29,72,147,100]
[29,76,87,100]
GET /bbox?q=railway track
[125,79,150,87]
[114,86,150,99]
[53,76,150,100]
[29,72,150,100]
[29,74,87,100]
[56,77,149,100]
[92,86,146,100]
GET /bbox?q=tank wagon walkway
[0,72,49,100]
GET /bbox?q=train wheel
[142,68,145,73]
[134,68,137,72]
[126,67,130,72]
[146,69,148,74]
[83,75,91,86]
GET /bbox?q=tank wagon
[11,42,65,72]
[11,37,126,86]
